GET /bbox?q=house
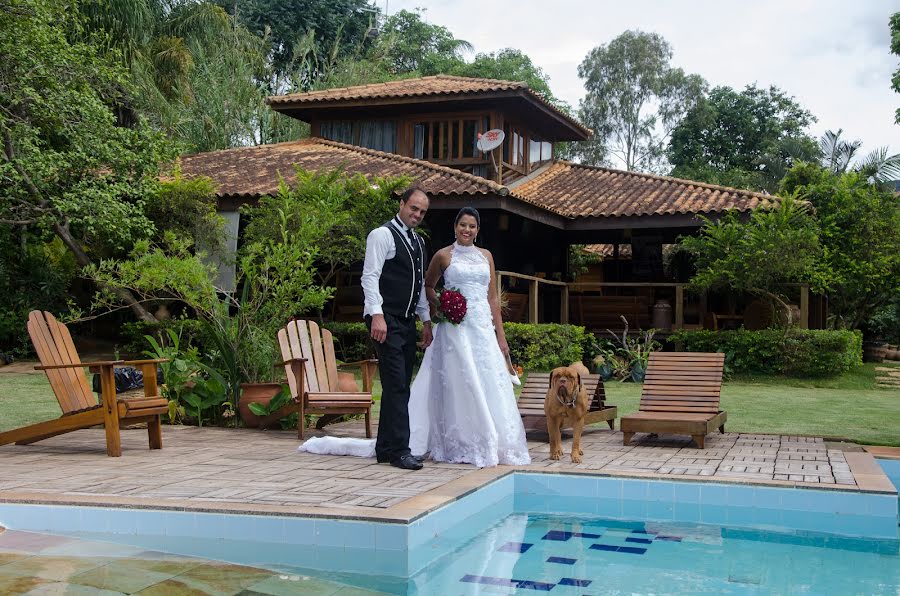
[178,75,821,331]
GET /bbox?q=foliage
[1,0,173,323]
[891,11,900,124]
[667,84,818,192]
[576,30,706,172]
[671,328,863,378]
[145,165,224,249]
[244,167,409,287]
[322,322,372,363]
[679,197,828,320]
[566,245,602,281]
[865,296,900,344]
[0,231,77,355]
[144,327,229,426]
[375,9,472,75]
[600,316,662,381]
[818,129,900,185]
[504,323,586,370]
[246,384,297,430]
[780,164,900,330]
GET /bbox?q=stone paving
[0,418,891,522]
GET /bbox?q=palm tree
[819,129,900,184]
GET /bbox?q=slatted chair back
[639,352,725,415]
[278,319,341,398]
[519,372,606,411]
[27,311,96,414]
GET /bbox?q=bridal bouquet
[433,287,467,325]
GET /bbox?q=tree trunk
[52,223,158,324]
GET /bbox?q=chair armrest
[279,357,308,366]
[120,358,169,366]
[336,359,378,369]
[36,360,123,370]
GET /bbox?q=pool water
[378,513,899,595]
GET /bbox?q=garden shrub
[670,328,862,377]
[324,321,587,371]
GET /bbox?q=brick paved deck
[0,421,894,523]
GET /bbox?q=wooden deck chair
[620,352,727,449]
[517,372,617,433]
[0,311,168,457]
[262,319,376,439]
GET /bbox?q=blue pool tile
[779,488,811,511]
[645,501,674,521]
[621,479,648,501]
[646,481,675,502]
[595,497,621,518]
[574,532,602,539]
[700,504,729,525]
[673,501,702,523]
[547,556,576,565]
[515,473,549,495]
[133,509,166,536]
[656,535,683,542]
[48,505,83,534]
[192,512,226,540]
[542,530,572,541]
[725,504,755,527]
[249,515,284,544]
[868,494,899,517]
[545,496,598,516]
[375,522,407,550]
[752,487,786,509]
[460,574,516,587]
[589,543,619,552]
[559,578,592,587]
[221,512,259,541]
[617,546,648,554]
[699,483,729,506]
[625,537,653,544]
[631,529,655,535]
[672,481,702,504]
[515,493,548,513]
[499,541,533,553]
[596,478,622,499]
[621,499,647,520]
[515,579,555,591]
[725,485,755,508]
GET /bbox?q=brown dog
[544,366,589,463]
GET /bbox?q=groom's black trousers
[366,313,417,463]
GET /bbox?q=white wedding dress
[408,242,531,467]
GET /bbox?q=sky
[387,0,900,166]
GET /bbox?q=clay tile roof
[267,75,591,139]
[511,161,779,218]
[175,137,511,199]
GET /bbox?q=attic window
[319,120,397,153]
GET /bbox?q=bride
[408,207,531,467]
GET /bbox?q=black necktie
[407,229,418,253]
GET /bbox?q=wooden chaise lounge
[517,372,617,433]
[0,311,168,457]
[620,352,726,449]
[260,319,376,439]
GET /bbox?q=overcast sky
[388,0,900,166]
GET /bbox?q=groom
[362,186,433,470]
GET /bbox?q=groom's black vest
[379,220,425,319]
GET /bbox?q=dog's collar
[556,382,581,408]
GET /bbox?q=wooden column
[800,285,809,329]
[529,279,539,324]
[675,284,684,329]
[560,285,569,324]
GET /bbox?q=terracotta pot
[239,382,283,428]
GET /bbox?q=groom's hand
[370,314,387,343]
[421,322,433,349]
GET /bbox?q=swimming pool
[0,471,896,594]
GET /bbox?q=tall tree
[374,9,472,76]
[577,30,706,172]
[781,164,900,330]
[818,129,900,185]
[891,11,900,123]
[1,0,171,322]
[667,85,818,192]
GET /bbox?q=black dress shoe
[391,454,424,470]
[412,454,426,463]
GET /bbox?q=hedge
[669,328,862,377]
[324,321,586,370]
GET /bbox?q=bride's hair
[454,206,481,228]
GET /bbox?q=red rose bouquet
[433,287,467,325]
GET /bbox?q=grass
[2,363,898,445]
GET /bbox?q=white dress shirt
[362,217,431,322]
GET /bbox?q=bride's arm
[484,250,509,355]
[423,249,446,316]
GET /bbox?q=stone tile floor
[0,527,383,595]
[0,419,885,521]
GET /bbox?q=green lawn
[2,363,898,446]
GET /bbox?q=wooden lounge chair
[261,319,376,439]
[620,352,727,449]
[517,372,617,433]
[0,311,168,457]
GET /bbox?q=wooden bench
[517,372,617,433]
[0,311,168,457]
[620,352,727,449]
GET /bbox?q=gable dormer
[266,75,591,184]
